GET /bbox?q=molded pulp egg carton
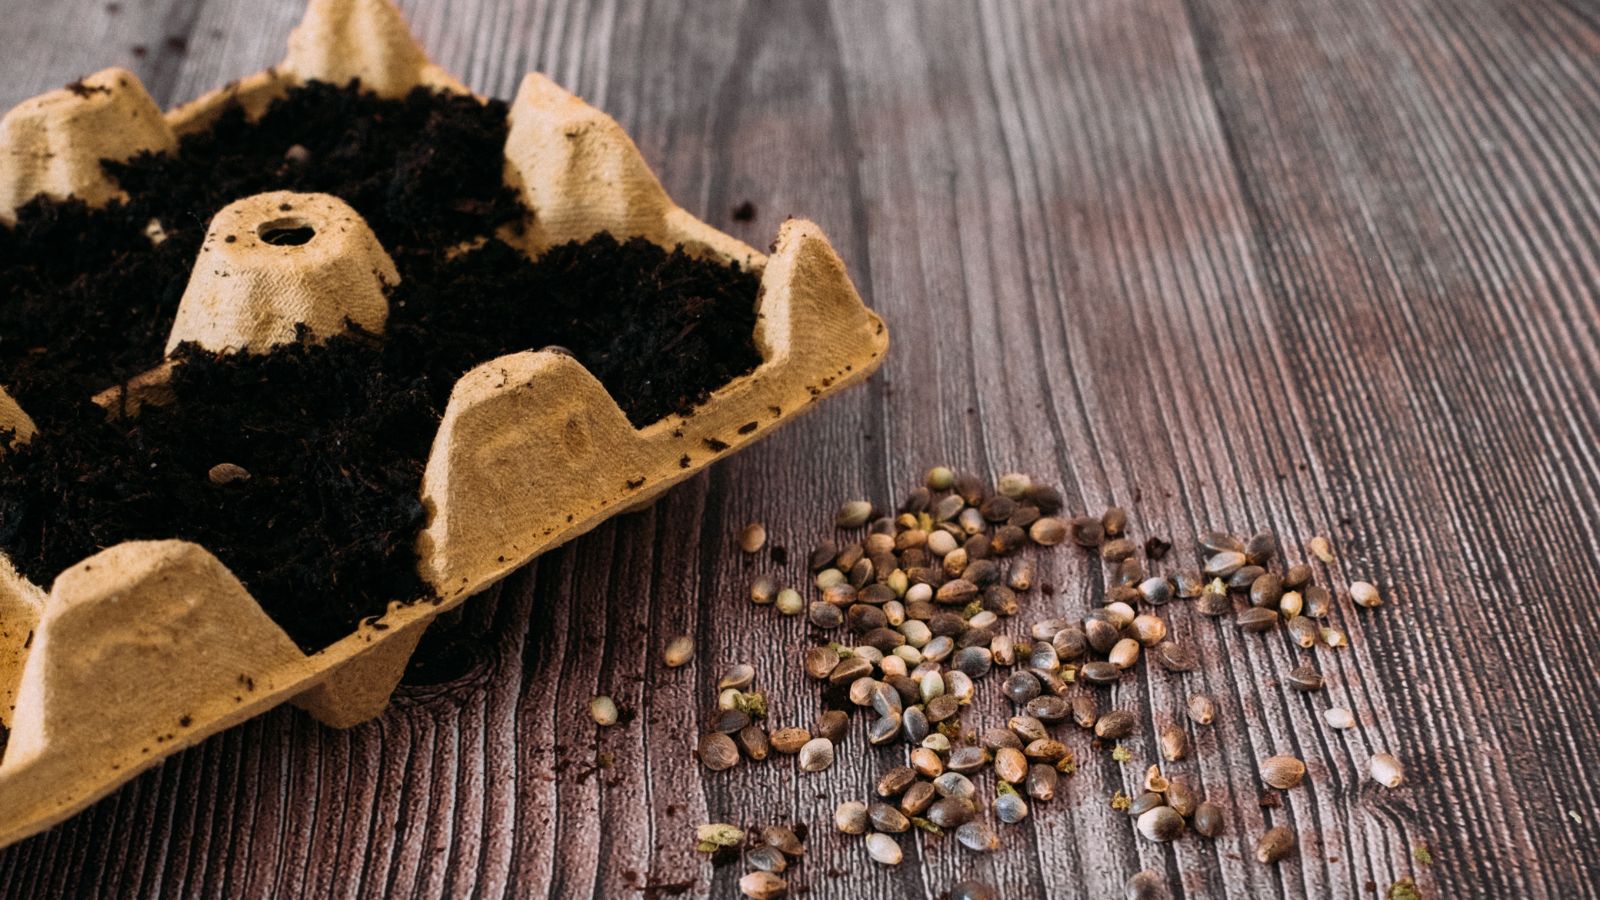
[0,0,887,849]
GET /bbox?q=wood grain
[3,0,1599,896]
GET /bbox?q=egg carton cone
[0,0,887,849]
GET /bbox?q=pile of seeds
[694,822,807,900]
[690,466,1399,894]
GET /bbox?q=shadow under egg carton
[0,0,887,849]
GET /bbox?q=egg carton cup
[0,0,886,849]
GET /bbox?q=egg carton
[0,0,887,849]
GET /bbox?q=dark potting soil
[0,81,762,651]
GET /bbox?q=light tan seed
[207,462,251,485]
[835,800,869,834]
[664,635,695,667]
[751,576,777,605]
[1261,755,1306,789]
[1308,535,1335,563]
[865,833,902,866]
[1370,752,1405,787]
[590,695,618,726]
[799,738,835,772]
[719,663,756,691]
[1159,725,1188,762]
[739,522,767,553]
[775,589,803,615]
[771,727,810,754]
[836,500,874,528]
[1029,517,1067,546]
[1351,581,1383,608]
[1187,693,1216,725]
[1255,826,1296,863]
[1109,638,1141,670]
[1324,708,1356,729]
[739,871,787,900]
[1130,614,1167,646]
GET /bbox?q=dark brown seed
[992,524,1028,554]
[1192,802,1225,838]
[1198,530,1244,555]
[1203,551,1246,577]
[979,496,1016,522]
[1144,536,1172,561]
[1052,627,1088,661]
[1069,516,1104,548]
[1304,584,1332,617]
[1165,778,1198,817]
[877,765,917,797]
[1255,826,1296,863]
[1004,670,1042,704]
[1102,506,1128,537]
[1227,565,1266,590]
[1237,607,1279,633]
[1128,791,1165,817]
[1283,563,1312,590]
[1032,667,1069,697]
[803,646,840,681]
[1095,710,1137,739]
[1107,584,1144,605]
[1085,618,1121,654]
[982,585,1020,616]
[1101,538,1137,563]
[1196,590,1232,617]
[899,780,936,816]
[1174,570,1204,597]
[809,540,839,571]
[836,542,866,573]
[1138,577,1174,606]
[869,712,902,745]
[208,462,251,485]
[956,472,988,505]
[1072,696,1097,729]
[1027,764,1058,801]
[948,746,990,773]
[1250,573,1284,609]
[1115,557,1144,587]
[1125,870,1169,900]
[771,727,810,754]
[1025,484,1064,513]
[738,724,770,760]
[901,706,930,743]
[808,602,843,628]
[956,626,994,650]
[1261,755,1306,789]
[1286,665,1324,692]
[935,579,979,606]
[699,732,740,771]
[815,710,848,742]
[747,845,787,875]
[1007,505,1041,529]
[1244,530,1278,566]
[847,604,888,633]
[862,627,907,653]
[761,824,805,856]
[858,582,896,604]
[1025,695,1071,723]
[1287,615,1319,648]
[965,559,1001,587]
[1154,641,1199,672]
[926,694,961,723]
[828,656,873,685]
[982,726,1024,751]
[715,709,752,734]
[1081,661,1122,684]
[926,798,976,828]
[900,486,933,514]
[869,802,910,833]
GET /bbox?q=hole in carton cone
[257,217,317,246]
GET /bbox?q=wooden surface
[2,0,1598,896]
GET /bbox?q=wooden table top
[3,0,1598,897]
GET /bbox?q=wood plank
[2,0,1598,897]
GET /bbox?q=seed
[1304,585,1332,617]
[1351,581,1383,608]
[1324,708,1355,729]
[1136,806,1185,842]
[976,744,1024,784]
[586,694,620,726]
[1250,573,1284,609]
[1279,590,1304,619]
[901,706,930,743]
[699,732,740,770]
[946,668,977,704]
[1287,615,1318,648]
[927,797,976,829]
[1025,695,1071,723]
[1192,801,1225,837]
[994,472,1030,499]
[1103,602,1135,629]
[1095,710,1137,739]
[1028,641,1060,671]
[1255,826,1296,863]
[1128,615,1167,647]
[1109,638,1141,670]
[1370,752,1405,787]
[1244,530,1278,566]
[1138,577,1174,606]
[1062,697,1093,731]
[1187,693,1216,725]
[948,746,991,774]
[738,724,770,760]
[738,522,768,554]
[1261,755,1306,789]
[1196,588,1232,617]
[775,589,803,615]
[1227,565,1265,591]
[996,792,1029,824]
[934,771,977,800]
[1198,530,1244,555]
[748,844,788,873]
[1165,778,1197,817]
[956,821,1000,852]
[926,694,961,723]
[953,646,993,678]
[1321,626,1348,647]
[715,709,752,734]
[1024,739,1068,762]
[816,568,846,590]
[760,824,805,857]
[838,500,876,528]
[1081,661,1121,685]
[798,738,834,772]
[991,633,1016,666]
[1203,551,1246,578]
[1308,534,1335,562]
[739,871,786,900]
[1027,764,1058,801]
[926,466,956,491]
[899,781,936,817]
[828,657,872,687]
[1084,618,1121,655]
[952,881,998,900]
[772,727,812,754]
[869,712,902,745]
[1101,538,1136,563]
[958,507,986,535]
[1125,870,1168,900]
[1237,608,1278,633]
[925,529,958,558]
[1009,715,1049,744]
[1159,725,1188,761]
[205,462,251,486]
[808,602,843,628]
[865,832,902,866]
[1052,627,1088,660]
[750,576,777,605]
[869,802,911,833]
[1286,665,1324,692]
[663,635,696,667]
[719,663,756,691]
[836,800,869,834]
[1283,563,1311,590]
[1154,641,1199,673]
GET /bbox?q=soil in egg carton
[0,82,761,651]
